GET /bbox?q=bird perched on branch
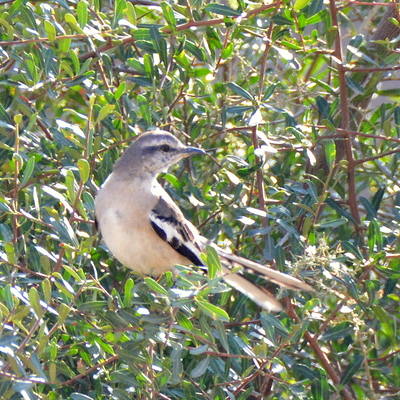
[95,130,312,311]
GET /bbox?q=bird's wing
[150,193,204,266]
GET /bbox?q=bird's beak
[181,147,206,156]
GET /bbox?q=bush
[0,0,400,399]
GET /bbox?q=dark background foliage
[1,0,400,399]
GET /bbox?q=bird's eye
[160,144,171,152]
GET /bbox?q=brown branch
[353,148,400,165]
[329,0,361,227]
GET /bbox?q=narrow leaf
[204,4,241,16]
[196,300,229,321]
[324,139,335,170]
[339,354,364,387]
[341,241,363,261]
[319,322,353,341]
[77,1,88,28]
[205,245,222,279]
[227,82,253,101]
[161,2,177,28]
[293,0,312,11]
[144,277,168,295]
[20,156,35,187]
[77,159,90,183]
[44,20,56,41]
[325,198,358,225]
[359,196,377,220]
[97,104,115,122]
[190,357,210,378]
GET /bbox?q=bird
[95,130,313,311]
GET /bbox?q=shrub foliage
[0,0,400,399]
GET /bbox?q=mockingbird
[95,130,312,311]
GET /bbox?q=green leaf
[144,277,168,295]
[126,58,145,74]
[311,374,330,400]
[214,320,230,353]
[77,1,88,28]
[190,357,210,378]
[276,218,300,237]
[263,83,277,100]
[341,241,363,261]
[65,169,77,204]
[29,287,43,318]
[114,81,126,100]
[123,278,134,308]
[325,198,358,225]
[97,104,115,122]
[260,312,290,338]
[317,218,348,229]
[78,301,109,311]
[237,160,263,177]
[339,354,364,388]
[324,139,335,170]
[293,0,312,11]
[371,187,385,211]
[308,0,324,16]
[20,156,35,187]
[195,300,229,321]
[71,394,95,400]
[205,245,222,279]
[367,219,383,252]
[319,322,354,341]
[293,363,320,380]
[309,77,336,94]
[227,82,253,101]
[137,94,151,125]
[64,13,84,33]
[58,303,71,325]
[161,2,177,29]
[204,3,241,16]
[263,234,275,261]
[185,41,206,61]
[76,158,90,183]
[359,197,377,220]
[44,20,56,41]
[221,43,234,59]
[394,106,400,137]
[272,15,294,25]
[113,0,127,28]
[346,76,365,94]
[41,279,51,304]
[150,26,168,66]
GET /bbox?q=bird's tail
[216,249,313,311]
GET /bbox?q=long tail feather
[218,250,313,292]
[221,267,283,311]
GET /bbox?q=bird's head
[114,130,205,178]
